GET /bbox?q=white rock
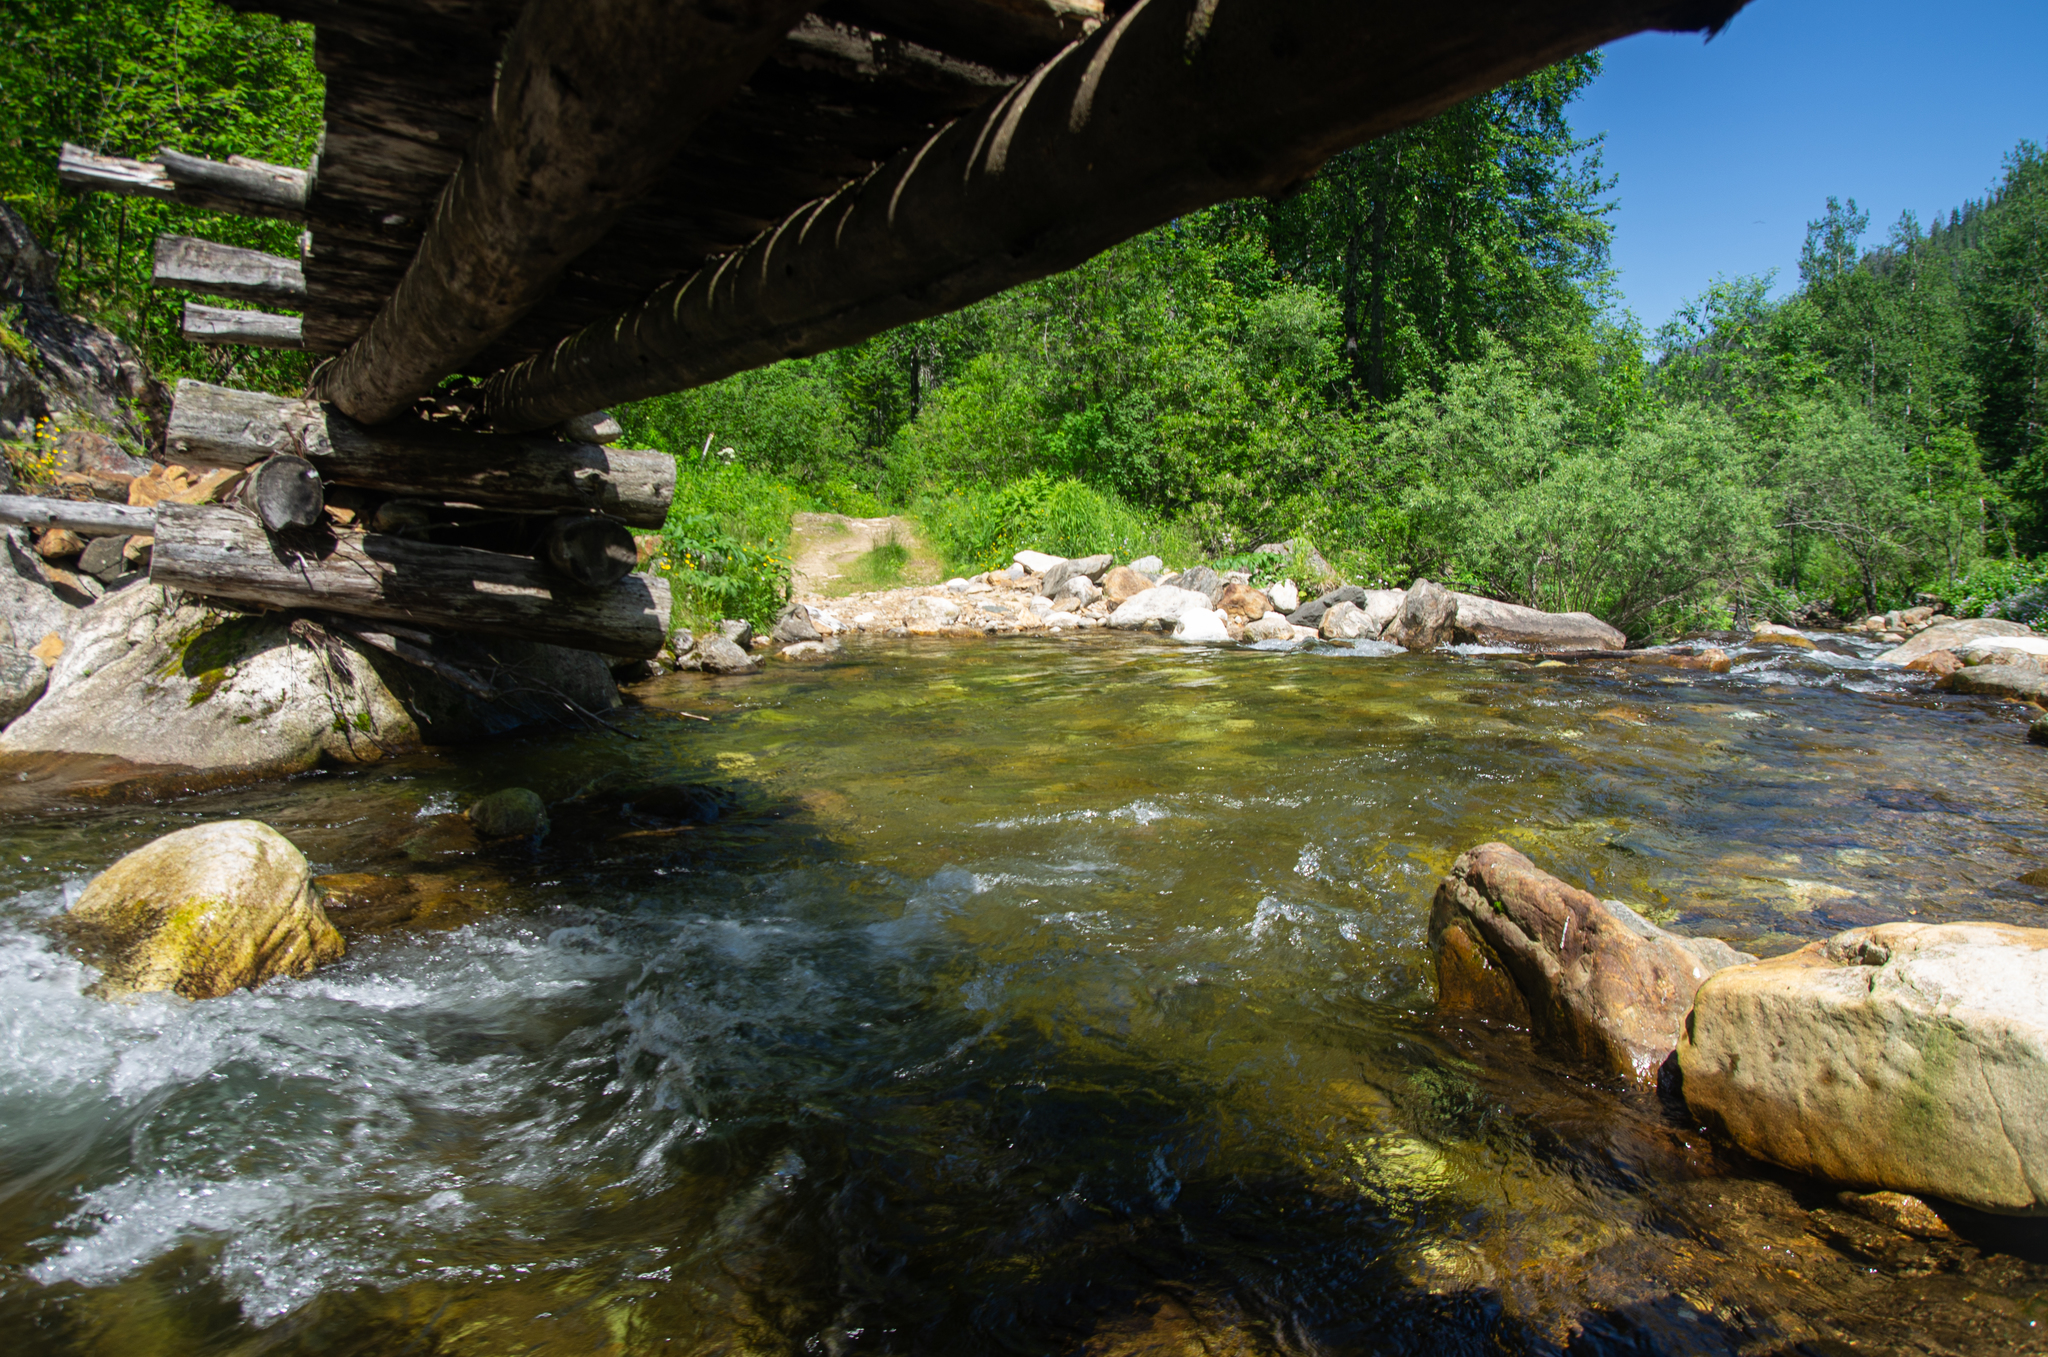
[1013,551,1065,574]
[809,610,843,635]
[1171,608,1231,643]
[905,596,961,630]
[853,612,877,628]
[1245,612,1295,642]
[1106,585,1211,630]
[944,577,974,593]
[1268,580,1299,613]
[1290,625,1320,642]
[1128,555,1164,576]
[1028,595,1055,618]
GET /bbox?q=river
[2,633,2044,1354]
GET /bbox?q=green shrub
[1923,555,2048,622]
[911,473,1196,574]
[659,513,790,631]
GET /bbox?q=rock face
[1879,617,2034,667]
[62,820,343,999]
[1107,586,1211,630]
[1678,922,2048,1215]
[0,584,615,774]
[1452,594,1625,650]
[1384,579,1458,651]
[1430,842,1754,1085]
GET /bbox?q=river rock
[1107,586,1211,630]
[771,602,821,644]
[906,595,962,632]
[1014,550,1064,574]
[1677,921,2048,1215]
[1215,581,1271,621]
[1267,580,1299,612]
[1058,574,1101,607]
[1170,608,1229,643]
[1878,617,2035,666]
[779,638,840,660]
[1384,579,1457,651]
[469,788,548,840]
[1319,600,1378,640]
[677,633,760,675]
[1128,555,1163,577]
[1452,594,1625,650]
[1956,636,2048,673]
[1177,566,1223,603]
[719,618,755,650]
[1905,649,1962,676]
[0,625,46,724]
[1430,842,1754,1085]
[61,820,343,999]
[1941,666,2048,703]
[1102,565,1153,604]
[0,584,618,773]
[35,527,84,560]
[1040,554,1113,596]
[1244,612,1295,642]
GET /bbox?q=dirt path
[787,513,944,596]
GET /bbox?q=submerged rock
[62,820,343,999]
[468,788,548,841]
[1677,921,2048,1215]
[1430,842,1753,1085]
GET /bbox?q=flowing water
[1,633,2045,1355]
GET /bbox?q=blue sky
[1571,0,2048,337]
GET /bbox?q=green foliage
[658,513,791,632]
[0,0,324,393]
[1922,555,2048,623]
[843,535,911,592]
[912,474,1197,576]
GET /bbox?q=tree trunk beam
[58,143,309,220]
[824,0,1104,73]
[477,0,1748,431]
[182,303,306,350]
[154,235,306,306]
[0,495,157,538]
[777,15,1012,97]
[237,455,325,533]
[165,381,676,528]
[149,504,672,658]
[311,0,819,426]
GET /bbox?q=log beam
[823,0,1103,73]
[182,303,305,350]
[149,504,672,658]
[0,495,157,538]
[154,235,306,306]
[58,144,309,220]
[311,0,819,425]
[165,381,675,527]
[477,0,1751,431]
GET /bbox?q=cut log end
[237,455,325,533]
[541,513,638,590]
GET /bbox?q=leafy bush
[1923,555,2048,623]
[911,473,1196,574]
[658,514,790,631]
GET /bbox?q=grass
[844,535,911,591]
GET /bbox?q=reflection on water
[1,633,2045,1354]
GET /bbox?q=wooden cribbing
[165,382,675,527]
[477,0,1748,431]
[312,0,818,425]
[154,236,305,306]
[149,504,672,658]
[235,456,324,533]
[182,303,305,350]
[0,495,157,538]
[58,144,308,220]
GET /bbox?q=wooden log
[236,455,325,533]
[153,236,306,306]
[477,0,1751,431]
[775,15,1011,98]
[823,0,1103,74]
[311,0,819,425]
[182,303,305,350]
[149,504,672,658]
[0,494,156,538]
[57,143,308,220]
[539,514,638,590]
[166,381,675,527]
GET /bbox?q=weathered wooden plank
[165,381,675,527]
[59,144,309,220]
[824,0,1102,73]
[0,495,157,538]
[153,236,306,305]
[150,503,672,658]
[479,0,1752,430]
[182,303,306,350]
[313,0,819,425]
[775,15,1010,99]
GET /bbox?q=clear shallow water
[1,633,2045,1355]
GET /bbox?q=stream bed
[2,633,2045,1355]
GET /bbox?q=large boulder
[1431,843,1753,1085]
[1107,585,1211,630]
[1101,565,1154,605]
[1383,579,1458,651]
[1319,600,1379,640]
[1170,609,1229,643]
[1942,666,2048,703]
[1214,581,1271,622]
[1954,636,2048,673]
[1039,554,1112,596]
[676,633,761,674]
[1175,565,1223,603]
[0,584,615,776]
[1677,922,2048,1215]
[1451,594,1624,650]
[771,602,821,644]
[1879,617,2034,667]
[61,820,343,999]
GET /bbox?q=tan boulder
[1879,617,2034,666]
[1383,578,1457,651]
[1677,922,2048,1215]
[62,820,343,999]
[1214,581,1271,621]
[1905,649,1962,676]
[34,527,84,559]
[1749,622,1815,650]
[1430,842,1753,1084]
[1102,565,1153,605]
[1451,593,1625,650]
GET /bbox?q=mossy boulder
[468,787,548,840]
[63,820,343,999]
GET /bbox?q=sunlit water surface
[1,633,2045,1355]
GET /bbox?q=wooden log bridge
[55,0,1750,653]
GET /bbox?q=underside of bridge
[46,0,1749,657]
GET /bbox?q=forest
[4,0,2045,638]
